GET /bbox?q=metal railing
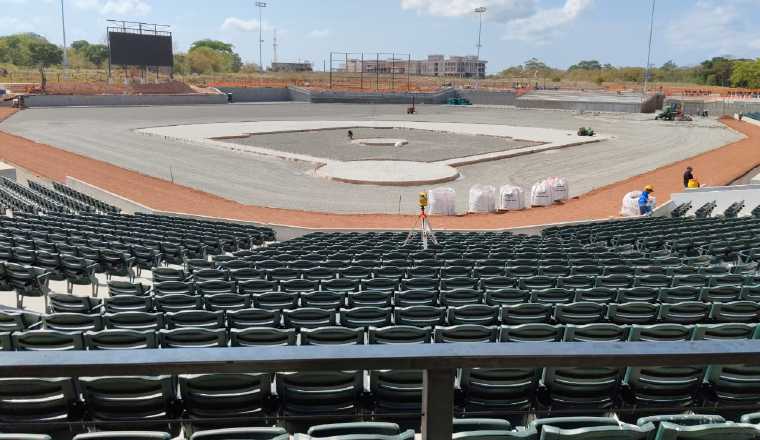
[1,340,760,439]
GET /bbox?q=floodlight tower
[60,0,69,74]
[643,0,656,96]
[474,7,486,60]
[474,7,486,79]
[255,1,267,70]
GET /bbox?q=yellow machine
[418,192,428,209]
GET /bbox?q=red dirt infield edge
[0,114,757,230]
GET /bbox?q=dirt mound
[25,80,199,96]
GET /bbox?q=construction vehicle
[447,97,472,106]
[656,102,692,122]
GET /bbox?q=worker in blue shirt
[638,185,654,215]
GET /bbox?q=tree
[85,44,109,67]
[661,60,677,70]
[524,57,549,72]
[187,46,226,74]
[70,40,90,52]
[28,40,62,91]
[731,59,760,88]
[569,60,602,71]
[190,39,234,54]
[697,57,736,86]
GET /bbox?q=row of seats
[135,272,760,292]
[73,282,760,308]
[4,321,760,350]
[35,292,760,324]
[52,180,121,213]
[3,366,760,435]
[10,416,760,439]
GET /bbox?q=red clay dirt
[0,116,757,230]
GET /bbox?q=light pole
[474,7,486,79]
[60,0,68,75]
[255,1,267,71]
[643,0,656,96]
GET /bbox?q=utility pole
[255,1,267,71]
[60,0,68,76]
[474,7,486,79]
[643,0,656,96]
[272,28,278,64]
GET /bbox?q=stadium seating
[3,215,760,436]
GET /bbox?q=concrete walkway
[0,112,757,230]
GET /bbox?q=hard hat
[644,185,654,192]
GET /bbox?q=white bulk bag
[468,184,497,213]
[427,187,456,216]
[530,180,553,207]
[498,185,526,211]
[620,191,642,217]
[549,177,569,202]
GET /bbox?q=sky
[1,0,759,73]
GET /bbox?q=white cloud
[502,0,592,43]
[308,29,330,39]
[221,17,272,32]
[102,0,150,15]
[401,0,535,23]
[666,0,759,56]
[74,0,150,16]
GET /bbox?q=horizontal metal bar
[1,341,759,377]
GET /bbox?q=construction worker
[683,166,694,188]
[638,185,654,215]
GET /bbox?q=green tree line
[499,56,760,88]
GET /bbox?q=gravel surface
[221,127,539,162]
[0,103,742,214]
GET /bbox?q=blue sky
[1,0,759,72]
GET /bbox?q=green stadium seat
[72,432,171,440]
[230,328,296,346]
[85,329,157,350]
[434,324,498,343]
[300,326,364,345]
[368,325,431,344]
[540,422,654,439]
[227,308,281,328]
[563,324,628,342]
[653,421,760,440]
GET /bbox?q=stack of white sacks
[427,187,457,216]
[468,185,497,213]
[426,178,568,215]
[530,177,569,207]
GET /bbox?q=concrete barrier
[516,98,642,113]
[666,99,760,117]
[217,87,291,103]
[457,89,516,106]
[24,93,228,108]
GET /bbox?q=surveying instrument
[403,192,439,249]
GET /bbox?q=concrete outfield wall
[515,98,641,113]
[458,89,516,106]
[667,98,760,116]
[217,87,292,103]
[307,88,458,104]
[24,93,228,107]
